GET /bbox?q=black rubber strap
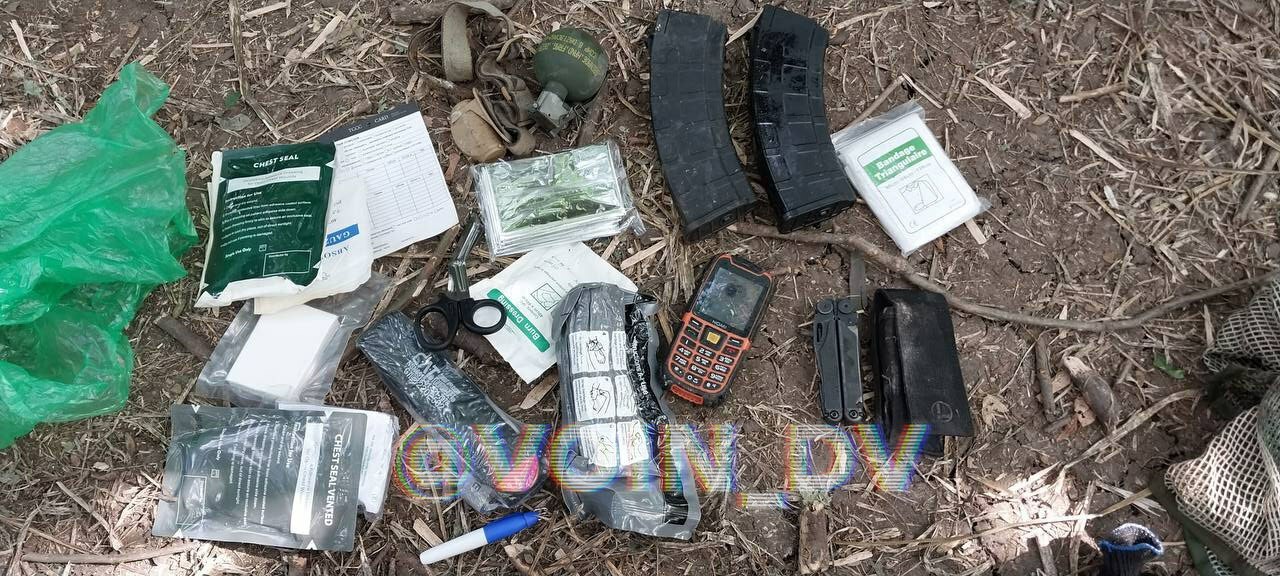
[750,6,856,232]
[650,10,756,241]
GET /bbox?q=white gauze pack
[254,177,375,314]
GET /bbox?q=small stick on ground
[154,315,213,361]
[18,542,199,565]
[1035,332,1057,418]
[851,75,906,126]
[4,508,36,576]
[1058,83,1126,104]
[728,223,1278,332]
[1235,148,1280,223]
[1035,532,1058,576]
[56,481,123,551]
[228,0,283,139]
[388,225,461,313]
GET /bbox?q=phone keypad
[666,316,750,402]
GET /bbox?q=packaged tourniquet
[551,283,701,539]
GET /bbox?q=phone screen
[691,265,765,334]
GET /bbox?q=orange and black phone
[665,254,774,406]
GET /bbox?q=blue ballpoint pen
[419,511,541,565]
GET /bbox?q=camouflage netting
[1155,277,1280,576]
[1203,277,1280,416]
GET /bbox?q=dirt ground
[2,0,1279,574]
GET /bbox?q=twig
[1236,148,1280,223]
[851,75,906,126]
[1069,482,1096,576]
[1034,332,1056,418]
[1035,533,1058,576]
[4,508,35,576]
[56,481,123,550]
[975,76,1032,119]
[1058,83,1126,104]
[1238,95,1280,145]
[837,487,1155,551]
[154,315,213,361]
[1232,96,1280,224]
[839,514,1095,549]
[8,20,33,61]
[243,0,289,19]
[1063,389,1201,470]
[728,222,1279,332]
[1068,129,1131,173]
[228,0,283,139]
[387,225,460,313]
[726,8,763,45]
[18,542,200,565]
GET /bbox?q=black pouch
[357,312,547,513]
[869,289,973,456]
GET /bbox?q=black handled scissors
[414,218,508,351]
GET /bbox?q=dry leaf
[517,373,559,410]
[981,394,1009,427]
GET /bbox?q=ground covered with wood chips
[2,0,1279,574]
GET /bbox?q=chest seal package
[154,405,366,551]
[198,143,336,306]
[358,312,547,513]
[552,283,700,539]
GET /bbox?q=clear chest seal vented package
[552,283,701,539]
[154,405,366,550]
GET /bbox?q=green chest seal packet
[202,143,335,301]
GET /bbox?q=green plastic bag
[0,63,196,448]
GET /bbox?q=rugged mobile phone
[665,254,774,406]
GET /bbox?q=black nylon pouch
[870,289,973,456]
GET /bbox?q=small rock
[1265,243,1280,260]
[217,113,252,132]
